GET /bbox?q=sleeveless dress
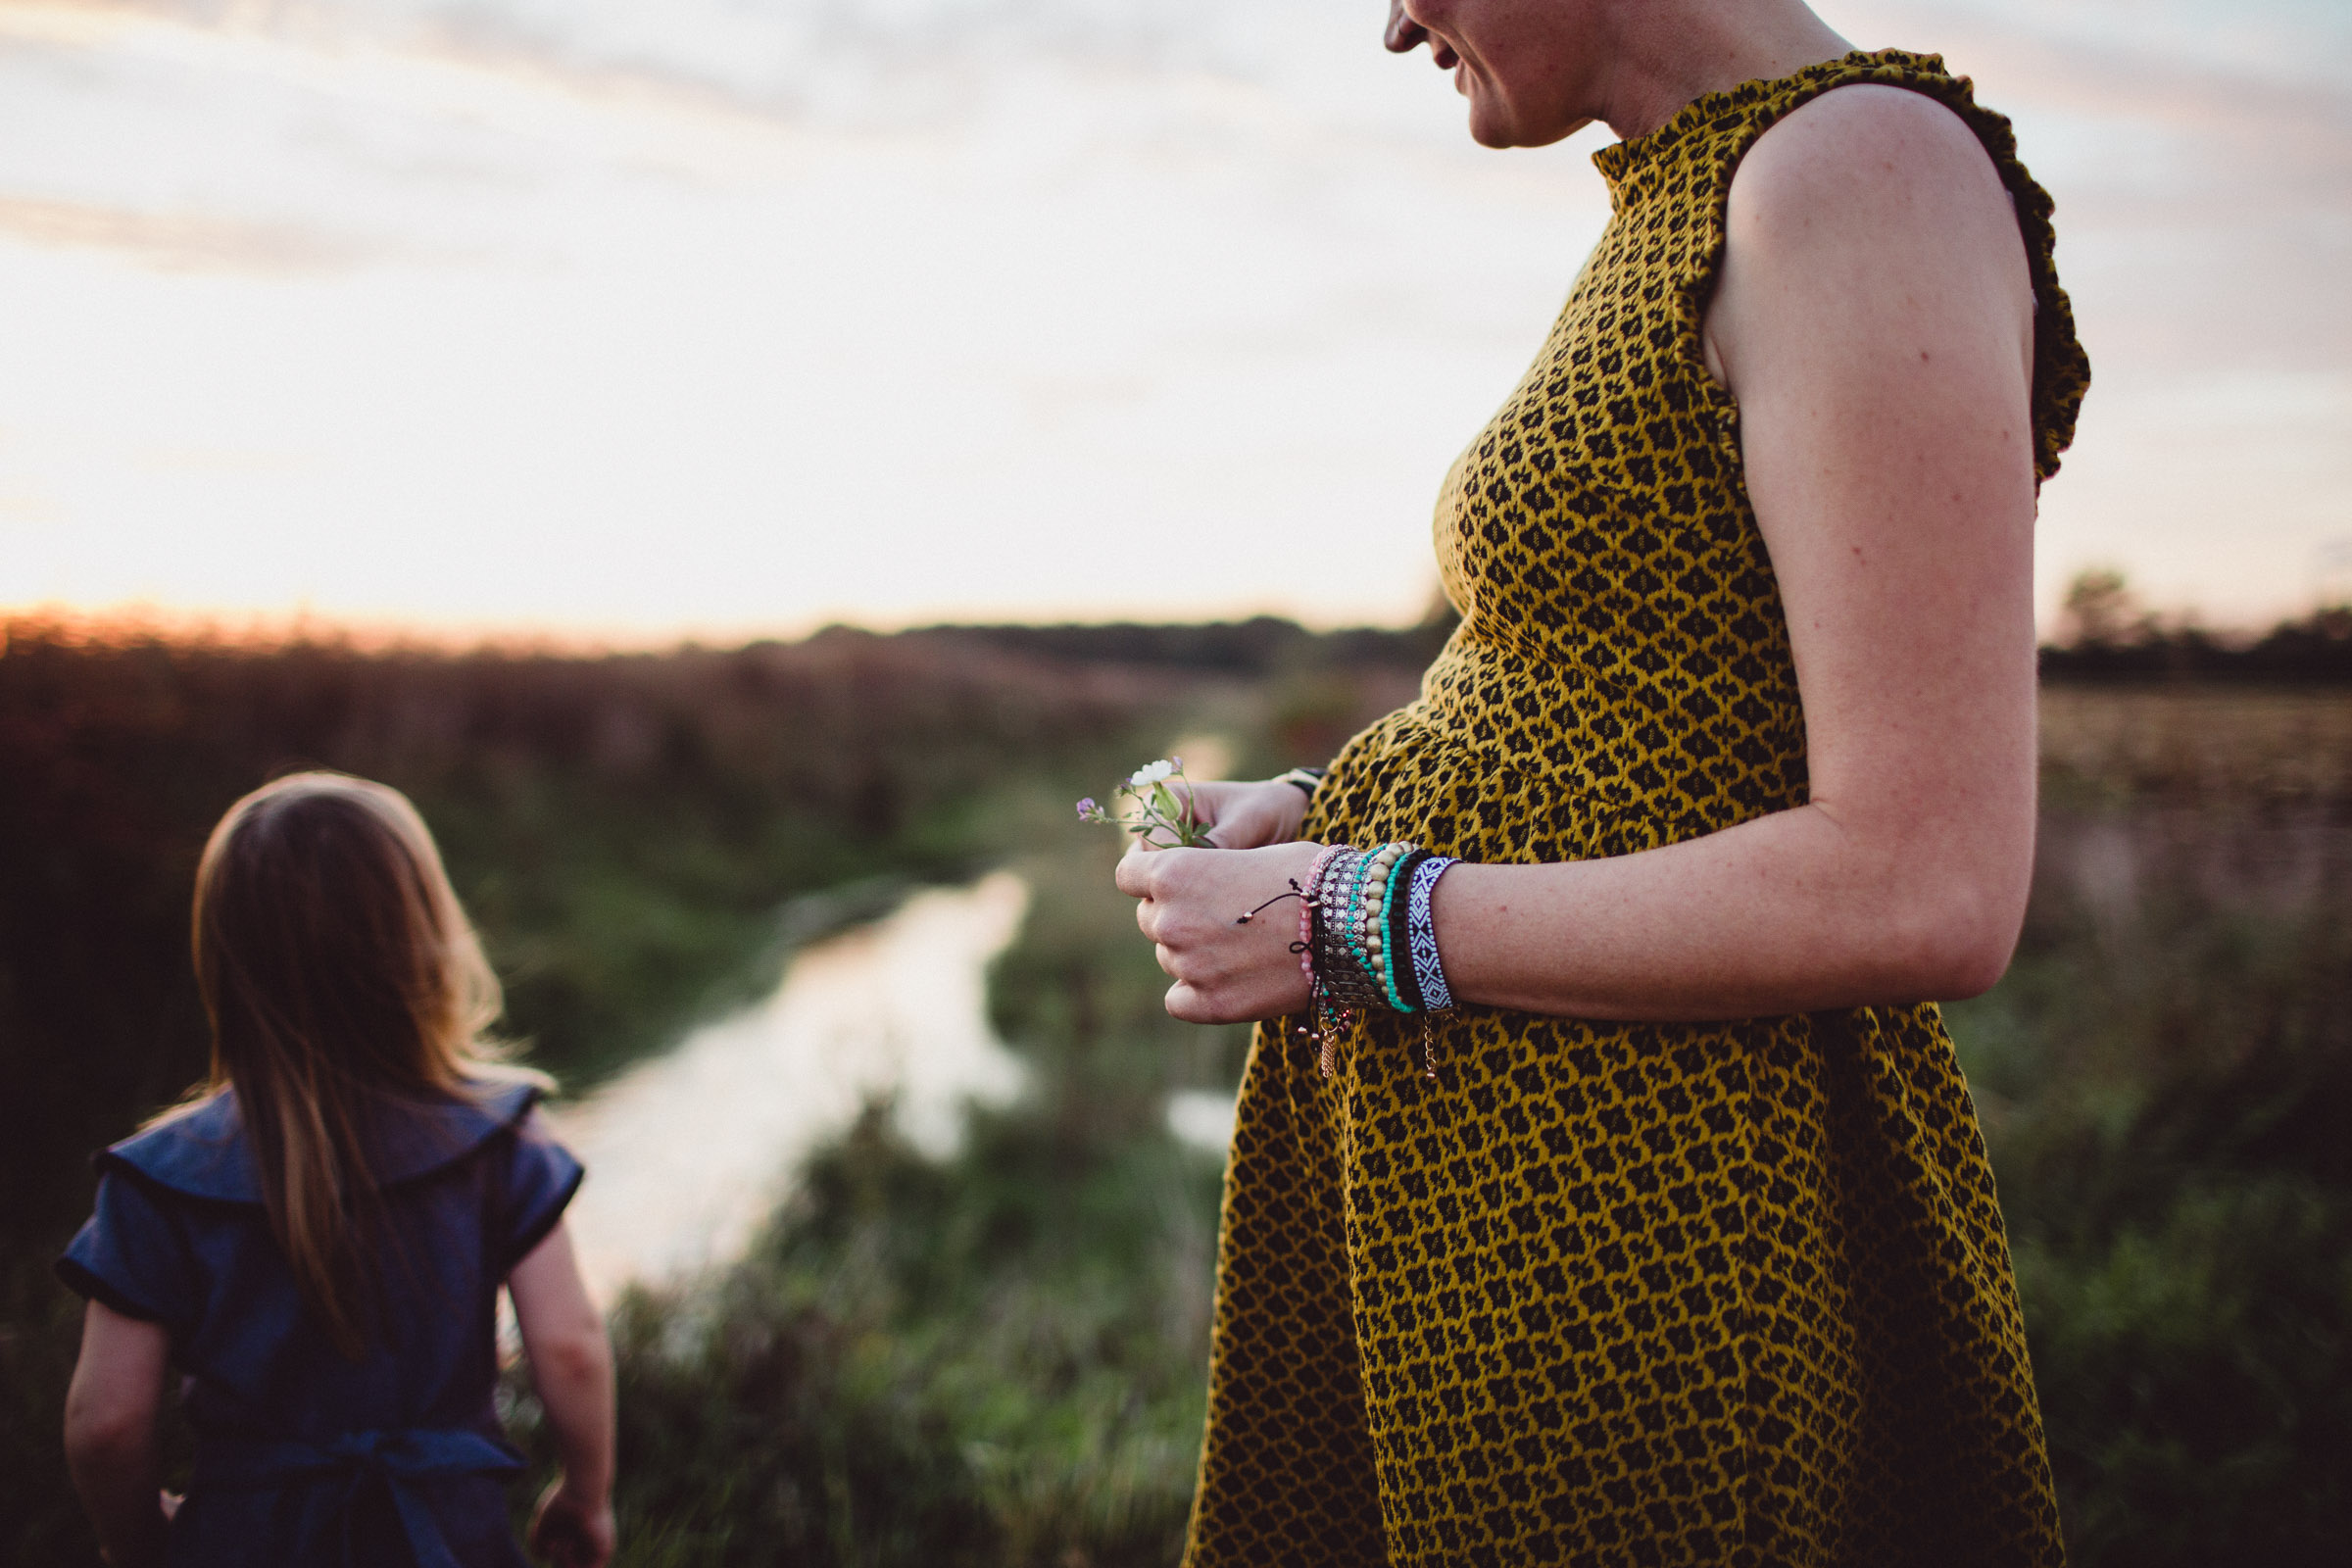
[58,1081,583,1568]
[1184,52,2091,1568]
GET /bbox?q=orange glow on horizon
[1,0,2346,636]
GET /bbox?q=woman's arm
[1119,86,2040,1024]
[64,1299,172,1568]
[508,1221,616,1568]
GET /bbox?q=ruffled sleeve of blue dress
[58,1079,584,1568]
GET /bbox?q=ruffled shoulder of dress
[100,1079,545,1203]
[1741,50,2092,483]
[1593,48,2089,484]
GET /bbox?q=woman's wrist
[1258,776,1312,839]
[1272,765,1326,798]
[1286,840,1461,1077]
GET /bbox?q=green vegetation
[1949,687,2352,1566]
[511,841,1243,1567]
[2042,571,2352,682]
[0,619,1200,1565]
[0,615,1409,1566]
[3,614,2348,1565]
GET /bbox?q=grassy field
[540,683,2352,1568]
[3,619,2346,1565]
[1954,687,2352,1564]
[517,836,1242,1568]
[0,616,1421,1566]
[0,620,1191,1565]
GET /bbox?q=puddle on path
[548,872,1031,1303]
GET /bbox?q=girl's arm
[1119,87,2040,1024]
[508,1220,615,1568]
[64,1299,172,1568]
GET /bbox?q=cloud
[0,195,380,273]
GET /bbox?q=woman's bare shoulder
[1730,80,2019,247]
[1706,78,2033,391]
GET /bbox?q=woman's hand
[1116,840,1325,1023]
[1162,778,1311,851]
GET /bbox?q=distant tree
[2060,567,2142,649]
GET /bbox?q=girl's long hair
[174,771,541,1358]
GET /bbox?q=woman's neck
[1595,0,1854,141]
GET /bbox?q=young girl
[57,771,616,1568]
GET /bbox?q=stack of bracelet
[1296,841,1459,1079]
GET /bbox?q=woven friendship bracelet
[1405,855,1458,1011]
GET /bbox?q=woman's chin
[1466,98,1584,150]
[1465,106,1524,149]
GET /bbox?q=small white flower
[1129,759,1175,787]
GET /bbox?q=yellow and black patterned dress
[1185,52,2090,1568]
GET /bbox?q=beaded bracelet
[1343,844,1392,1002]
[1318,846,1389,1011]
[1374,847,1418,1012]
[1234,841,1459,1080]
[1295,845,1347,991]
[1385,848,1431,1013]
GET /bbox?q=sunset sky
[1,0,2346,641]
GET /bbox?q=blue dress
[58,1080,584,1568]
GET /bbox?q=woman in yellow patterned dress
[1116,0,2089,1563]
